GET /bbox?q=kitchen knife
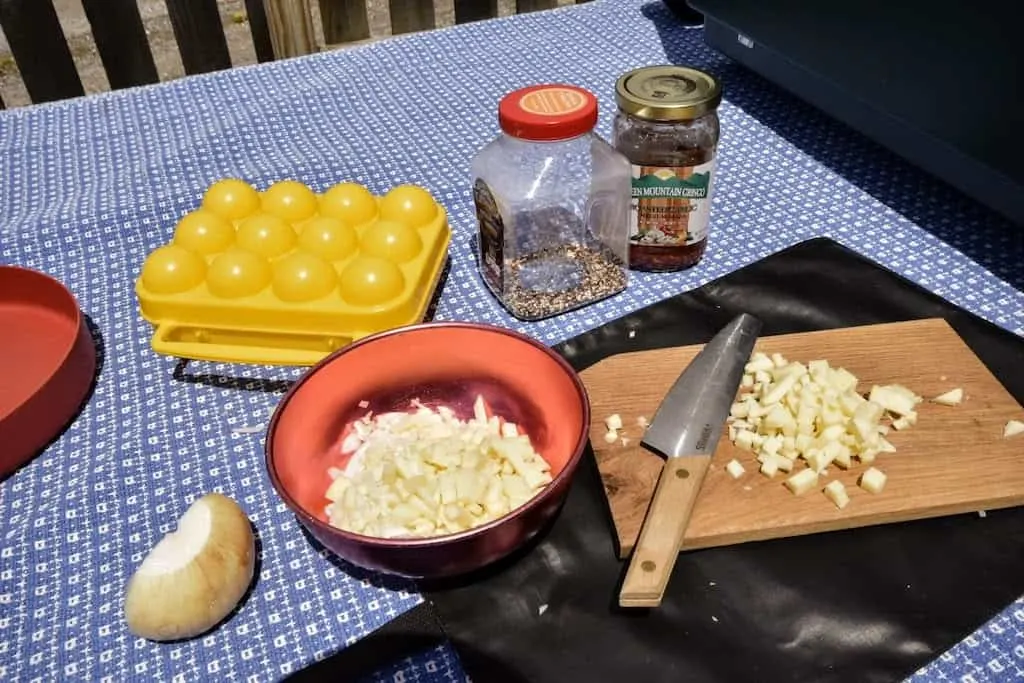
[619,313,763,608]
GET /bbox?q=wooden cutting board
[581,318,1024,559]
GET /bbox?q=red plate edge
[0,266,98,479]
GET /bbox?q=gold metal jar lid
[615,65,722,121]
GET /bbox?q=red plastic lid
[0,266,97,478]
[498,84,599,141]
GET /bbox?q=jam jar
[612,66,722,272]
[471,84,631,321]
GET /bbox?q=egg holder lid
[135,179,451,367]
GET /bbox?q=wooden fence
[0,0,582,110]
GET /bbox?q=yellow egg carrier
[136,179,451,366]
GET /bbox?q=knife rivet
[676,468,690,479]
[641,560,656,572]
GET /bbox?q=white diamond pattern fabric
[0,0,1022,681]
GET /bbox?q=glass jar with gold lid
[612,65,722,272]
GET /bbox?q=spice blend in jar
[471,84,631,321]
[612,66,722,272]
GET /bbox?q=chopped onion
[325,396,553,538]
[859,467,887,494]
[727,351,923,507]
[784,468,818,495]
[725,459,745,479]
[124,494,254,641]
[931,388,963,406]
[1004,419,1024,438]
[823,480,850,509]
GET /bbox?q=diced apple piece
[325,475,349,502]
[473,395,488,423]
[726,459,746,479]
[455,469,485,503]
[796,404,817,431]
[931,388,963,406]
[775,361,807,381]
[852,402,884,442]
[824,440,849,461]
[832,448,852,470]
[858,448,878,465]
[726,354,913,504]
[823,480,850,509]
[829,367,859,393]
[763,404,795,432]
[1003,420,1024,438]
[730,401,750,419]
[784,468,819,496]
[891,412,917,431]
[807,359,829,377]
[604,414,623,431]
[735,429,756,451]
[603,430,618,444]
[819,424,845,442]
[805,448,834,473]
[761,434,783,457]
[859,467,887,494]
[438,472,458,505]
[868,384,921,417]
[747,400,770,419]
[745,353,774,374]
[800,386,821,403]
[762,372,802,405]
[839,391,867,415]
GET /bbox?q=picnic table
[1,0,1022,680]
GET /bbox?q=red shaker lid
[498,84,599,141]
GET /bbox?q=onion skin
[124,493,256,641]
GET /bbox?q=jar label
[473,179,505,292]
[629,160,715,247]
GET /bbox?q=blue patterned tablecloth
[1,0,1022,680]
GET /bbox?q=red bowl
[0,266,97,479]
[265,322,590,578]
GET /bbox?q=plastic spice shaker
[471,84,631,321]
[612,66,722,272]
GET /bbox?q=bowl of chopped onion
[265,322,590,578]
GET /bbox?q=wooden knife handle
[619,454,712,608]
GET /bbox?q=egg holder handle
[152,321,348,366]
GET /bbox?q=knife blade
[619,313,762,608]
